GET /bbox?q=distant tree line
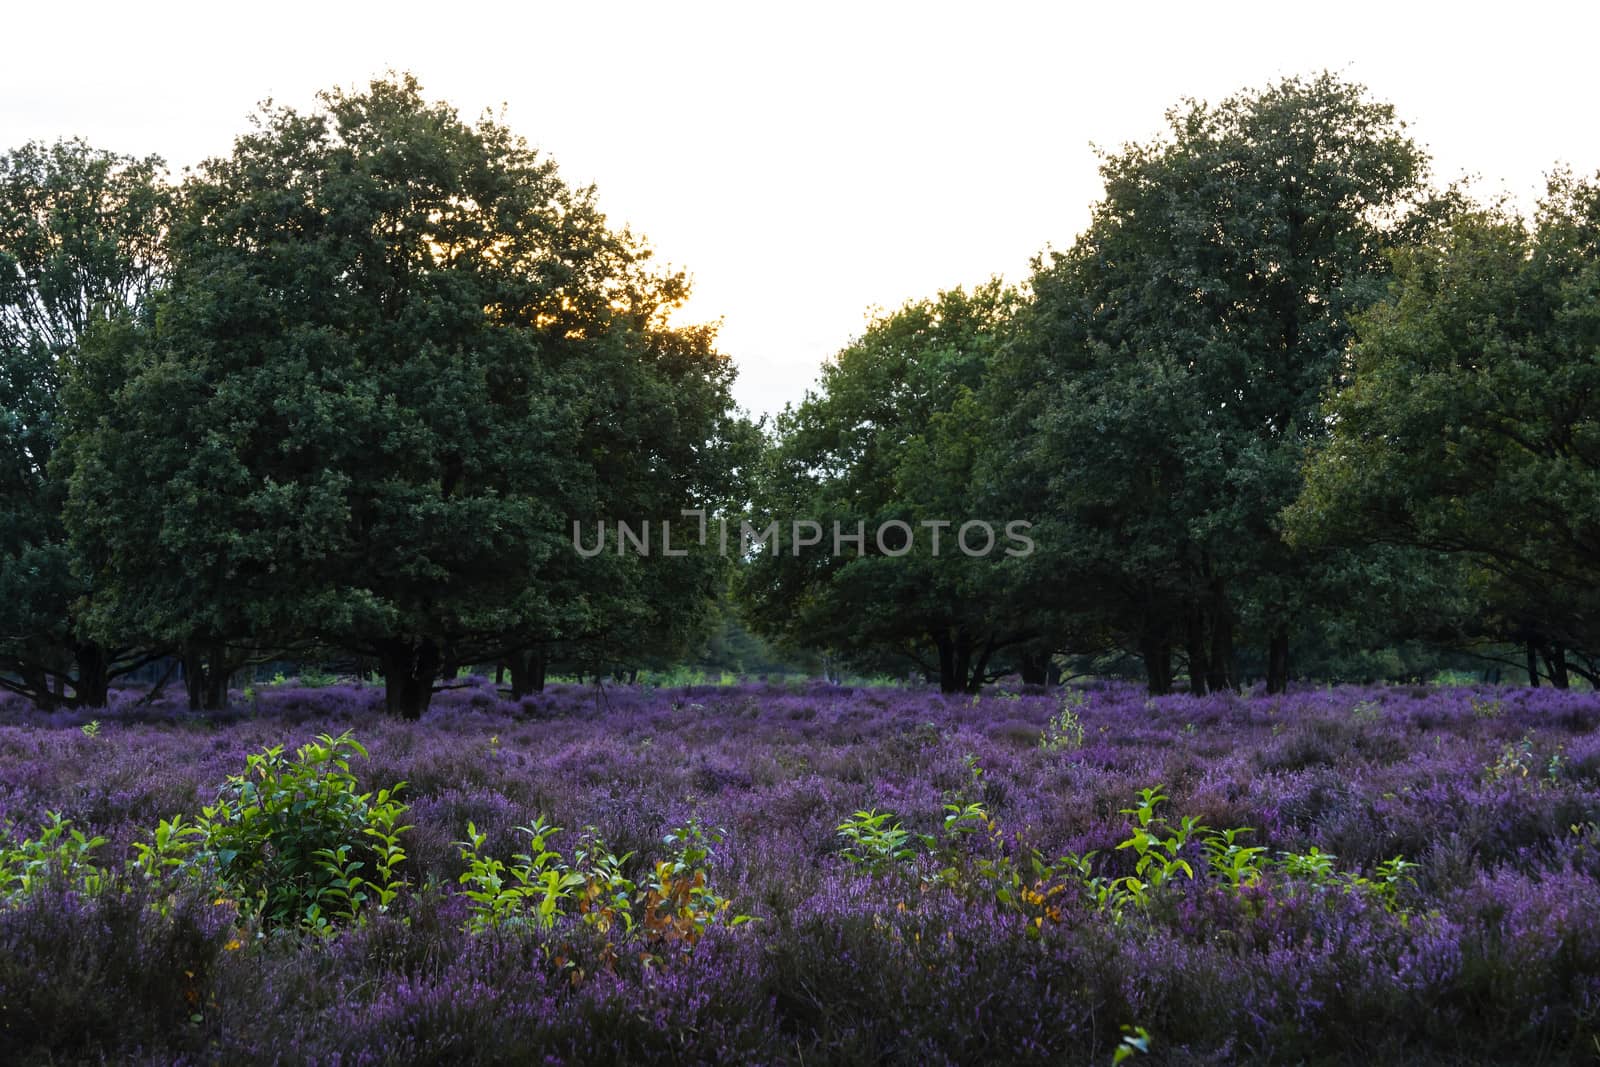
[740,73,1599,694]
[2,73,1596,712]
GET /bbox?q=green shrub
[456,816,586,934]
[196,731,410,930]
[0,812,110,900]
[836,809,917,875]
[1040,691,1087,751]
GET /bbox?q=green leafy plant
[1548,746,1567,784]
[1040,691,1086,751]
[0,812,110,900]
[1470,696,1504,719]
[573,826,637,937]
[1202,826,1269,892]
[1114,1024,1153,1063]
[1357,855,1420,914]
[1484,731,1538,784]
[1277,845,1339,887]
[455,816,585,933]
[79,719,102,739]
[196,731,409,929]
[1114,786,1202,904]
[129,814,207,883]
[837,809,918,875]
[642,819,751,950]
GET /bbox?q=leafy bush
[641,819,751,949]
[456,816,586,933]
[1040,691,1087,751]
[456,814,749,967]
[0,812,110,899]
[196,731,410,929]
[836,809,917,874]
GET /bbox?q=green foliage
[0,812,109,899]
[455,817,586,934]
[196,731,410,929]
[0,138,170,710]
[572,827,637,936]
[1202,826,1269,892]
[1114,787,1199,904]
[996,72,1444,695]
[1481,731,1566,788]
[836,809,917,875]
[1277,845,1339,887]
[643,819,751,947]
[454,815,748,951]
[1471,696,1505,719]
[58,75,749,718]
[1356,856,1421,914]
[831,784,1417,928]
[738,281,1037,693]
[1039,690,1086,751]
[1114,1025,1153,1064]
[1290,177,1600,676]
[129,815,207,884]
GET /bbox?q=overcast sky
[5,1,1596,416]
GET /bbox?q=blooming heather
[1,679,1599,1063]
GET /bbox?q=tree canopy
[0,138,170,707]
[992,73,1442,693]
[59,76,748,715]
[1289,176,1600,687]
[738,282,1038,692]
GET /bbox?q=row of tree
[740,74,1599,694]
[3,73,1595,711]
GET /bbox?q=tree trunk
[1265,626,1290,695]
[964,636,997,694]
[1527,641,1541,687]
[379,638,442,720]
[181,640,232,712]
[1544,644,1570,690]
[953,630,974,695]
[1206,597,1236,694]
[934,631,959,693]
[1184,607,1209,695]
[23,667,57,712]
[1140,634,1173,696]
[74,642,111,708]
[205,665,230,710]
[508,648,548,700]
[182,648,203,711]
[1019,649,1050,687]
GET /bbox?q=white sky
[5,1,1596,416]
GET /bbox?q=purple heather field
[4,678,1600,1064]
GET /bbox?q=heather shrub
[763,880,1135,1064]
[0,681,1598,1063]
[0,879,237,1062]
